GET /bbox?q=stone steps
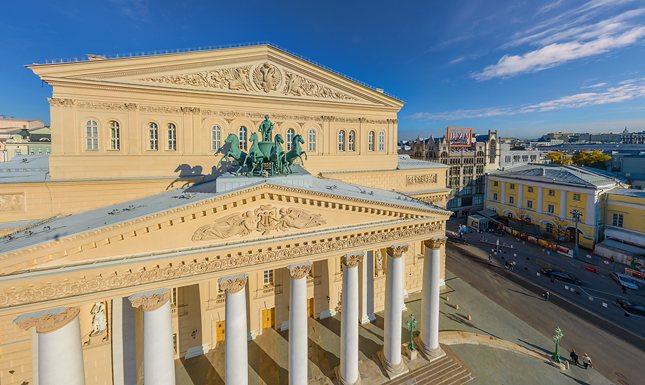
[387,346,474,385]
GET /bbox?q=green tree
[571,150,611,169]
[546,151,572,165]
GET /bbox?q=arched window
[308,129,316,152]
[368,131,375,151]
[348,130,356,151]
[85,120,99,150]
[167,123,177,151]
[239,126,247,150]
[338,130,346,151]
[211,125,221,151]
[287,128,295,151]
[109,121,120,150]
[378,131,385,152]
[148,122,158,150]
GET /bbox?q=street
[446,244,645,385]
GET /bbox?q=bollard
[447,303,459,310]
[467,314,472,321]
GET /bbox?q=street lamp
[552,326,564,363]
[570,209,582,256]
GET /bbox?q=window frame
[547,204,555,214]
[167,123,177,151]
[239,126,248,151]
[368,131,375,151]
[308,129,316,152]
[211,125,221,152]
[85,120,99,151]
[148,122,159,151]
[263,269,274,286]
[109,120,120,151]
[378,131,385,152]
[338,130,346,152]
[348,130,356,152]
[287,128,295,151]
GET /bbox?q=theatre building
[0,45,452,385]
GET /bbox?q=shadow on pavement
[179,355,224,385]
[248,340,288,385]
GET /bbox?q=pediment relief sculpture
[191,204,326,241]
[140,61,358,101]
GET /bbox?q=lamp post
[570,209,582,256]
[552,326,564,363]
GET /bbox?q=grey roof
[491,164,619,188]
[0,155,49,183]
[397,156,448,169]
[608,188,645,198]
[0,173,449,255]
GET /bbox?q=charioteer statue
[258,114,274,142]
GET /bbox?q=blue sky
[2,0,645,139]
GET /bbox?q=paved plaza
[175,269,610,384]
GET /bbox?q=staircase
[388,346,474,385]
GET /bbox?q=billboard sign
[447,127,473,148]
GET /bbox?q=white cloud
[411,78,645,120]
[474,26,645,81]
[582,82,608,89]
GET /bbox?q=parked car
[615,298,645,318]
[540,268,582,285]
[609,272,639,290]
[616,298,632,310]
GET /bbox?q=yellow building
[484,164,621,249]
[0,44,454,385]
[595,189,645,265]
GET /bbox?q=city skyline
[2,0,645,139]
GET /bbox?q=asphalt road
[446,245,645,385]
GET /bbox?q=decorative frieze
[15,307,80,333]
[386,243,409,258]
[342,252,364,268]
[129,290,170,311]
[406,174,438,185]
[142,66,254,91]
[138,105,182,113]
[0,222,443,309]
[283,72,356,101]
[219,275,247,294]
[423,237,447,249]
[0,193,24,212]
[192,205,326,241]
[48,97,75,107]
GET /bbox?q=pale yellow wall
[606,193,645,233]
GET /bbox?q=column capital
[15,307,80,333]
[342,252,364,268]
[288,262,313,279]
[423,237,447,249]
[129,289,170,311]
[386,243,409,258]
[218,274,248,294]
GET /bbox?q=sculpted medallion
[253,62,282,92]
[192,204,326,241]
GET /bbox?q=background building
[485,164,622,249]
[412,127,500,217]
[499,143,547,169]
[595,189,645,265]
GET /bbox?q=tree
[552,217,569,245]
[546,151,572,165]
[571,150,611,169]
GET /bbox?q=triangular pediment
[1,181,444,273]
[29,45,402,108]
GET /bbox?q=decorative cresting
[15,307,80,333]
[142,66,254,91]
[218,275,248,294]
[342,252,364,268]
[386,243,410,259]
[423,237,447,249]
[129,289,171,312]
[0,222,443,309]
[192,204,326,241]
[288,262,313,279]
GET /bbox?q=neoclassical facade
[0,44,451,385]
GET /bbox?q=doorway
[262,307,275,329]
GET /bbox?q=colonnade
[14,237,446,385]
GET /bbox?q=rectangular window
[263,270,274,286]
[148,123,159,150]
[528,186,534,193]
[548,189,555,196]
[473,195,483,204]
[510,183,515,190]
[527,200,533,209]
[167,124,177,151]
[612,213,624,227]
[493,192,498,201]
[547,204,555,214]
[493,181,499,187]
[509,196,514,205]
[573,193,581,201]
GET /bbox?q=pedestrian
[488,254,493,263]
[569,349,579,366]
[543,291,550,301]
[583,353,592,369]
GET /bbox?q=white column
[112,297,136,385]
[560,191,567,218]
[129,289,175,385]
[15,307,86,385]
[379,244,409,379]
[585,193,595,226]
[359,250,375,324]
[219,274,249,385]
[419,238,446,360]
[339,253,363,385]
[288,263,312,385]
[537,187,544,213]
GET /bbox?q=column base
[334,366,361,385]
[319,309,336,320]
[415,337,446,362]
[360,314,376,324]
[377,349,409,379]
[184,344,210,359]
